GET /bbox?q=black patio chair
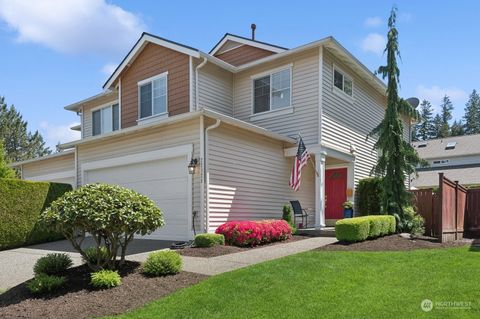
[290,200,309,229]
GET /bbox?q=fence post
[455,180,459,240]
[438,173,444,242]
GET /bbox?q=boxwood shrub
[194,233,225,247]
[0,179,72,250]
[335,215,396,242]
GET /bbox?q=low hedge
[335,215,396,242]
[194,233,225,247]
[0,178,72,250]
[215,220,292,247]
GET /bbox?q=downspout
[204,119,221,233]
[195,57,208,111]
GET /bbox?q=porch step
[297,227,336,238]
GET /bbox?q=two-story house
[411,134,480,188]
[12,31,411,240]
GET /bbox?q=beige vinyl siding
[207,124,315,232]
[322,49,385,184]
[82,94,119,138]
[233,48,319,146]
[76,118,202,232]
[22,152,75,181]
[198,63,233,116]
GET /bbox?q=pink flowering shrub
[215,220,292,247]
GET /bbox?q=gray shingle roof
[411,166,480,188]
[412,134,480,159]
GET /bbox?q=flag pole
[298,132,319,177]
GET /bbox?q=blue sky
[0,0,478,148]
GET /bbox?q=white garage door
[84,155,191,241]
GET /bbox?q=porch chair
[290,200,309,229]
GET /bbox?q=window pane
[153,77,167,115]
[253,75,270,114]
[102,106,112,133]
[92,110,101,136]
[344,77,353,96]
[271,69,291,109]
[112,104,119,131]
[334,69,343,90]
[140,83,152,118]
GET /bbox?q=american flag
[289,136,311,191]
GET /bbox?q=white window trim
[250,64,293,117]
[332,64,354,101]
[137,71,169,121]
[91,101,120,136]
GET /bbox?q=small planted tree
[41,183,164,270]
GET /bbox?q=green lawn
[109,247,480,319]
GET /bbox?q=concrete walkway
[129,237,338,276]
[0,236,337,290]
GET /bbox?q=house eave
[10,149,75,167]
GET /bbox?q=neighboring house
[12,31,412,240]
[411,134,480,188]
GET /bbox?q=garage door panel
[84,155,190,240]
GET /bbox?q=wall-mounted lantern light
[188,158,198,175]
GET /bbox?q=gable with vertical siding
[120,43,190,128]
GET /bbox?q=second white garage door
[84,155,191,241]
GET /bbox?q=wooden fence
[465,189,480,237]
[411,173,467,242]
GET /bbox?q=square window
[253,68,291,114]
[92,103,120,136]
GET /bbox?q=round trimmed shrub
[143,250,182,276]
[91,269,121,289]
[27,274,66,295]
[34,253,73,275]
[41,183,164,270]
[194,233,225,247]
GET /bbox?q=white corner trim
[27,170,75,181]
[250,106,293,121]
[318,45,324,144]
[81,144,193,173]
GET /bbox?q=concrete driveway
[0,238,174,290]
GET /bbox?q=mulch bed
[0,261,208,319]
[316,234,474,252]
[178,235,310,258]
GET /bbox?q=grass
[107,247,480,319]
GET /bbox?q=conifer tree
[415,100,435,140]
[368,7,422,222]
[463,89,480,134]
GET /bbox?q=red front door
[325,168,348,219]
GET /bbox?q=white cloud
[101,63,117,75]
[0,0,145,57]
[361,33,386,55]
[39,121,81,149]
[364,17,382,27]
[416,85,468,111]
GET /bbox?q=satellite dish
[406,97,420,108]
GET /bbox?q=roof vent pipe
[251,23,256,40]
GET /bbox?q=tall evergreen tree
[432,114,442,138]
[0,141,16,178]
[450,120,465,136]
[0,96,51,162]
[415,100,435,140]
[463,89,480,134]
[437,95,453,138]
[368,7,422,221]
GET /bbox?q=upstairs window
[92,104,119,136]
[138,72,168,119]
[253,68,291,114]
[333,67,353,97]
